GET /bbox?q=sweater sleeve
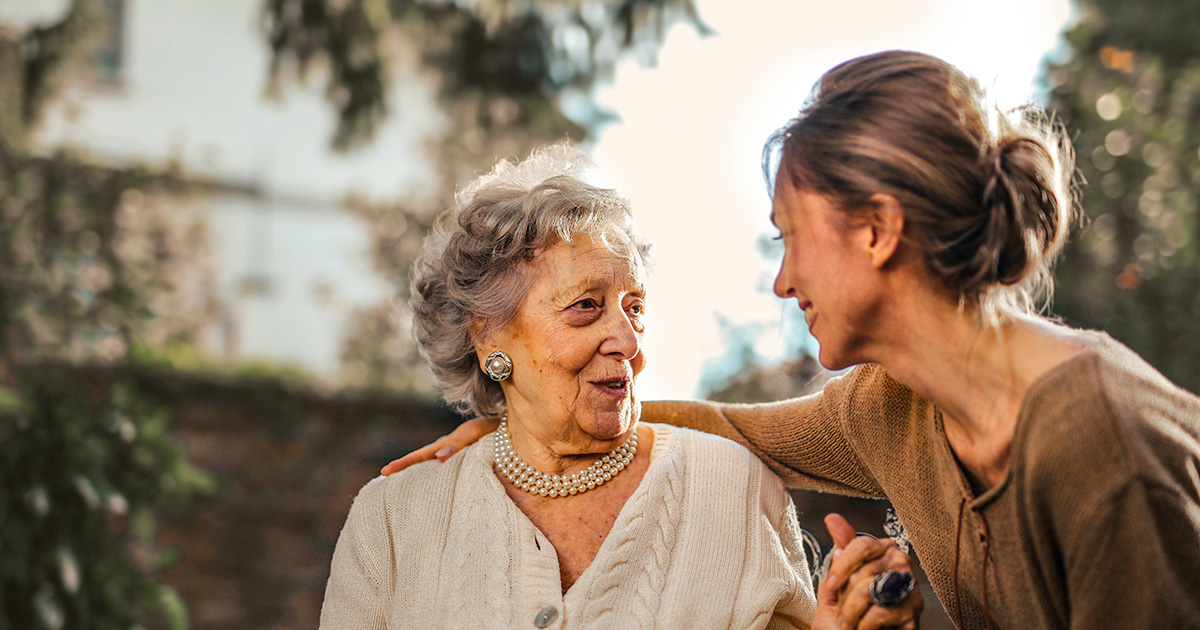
[1065,478,1200,629]
[765,487,817,630]
[319,479,390,630]
[642,366,885,496]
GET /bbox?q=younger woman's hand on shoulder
[812,513,923,630]
[380,417,500,475]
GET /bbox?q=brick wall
[135,371,461,629]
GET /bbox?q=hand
[379,417,500,475]
[812,513,923,630]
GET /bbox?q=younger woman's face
[771,180,883,370]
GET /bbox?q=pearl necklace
[493,420,638,498]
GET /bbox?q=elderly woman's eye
[574,298,598,310]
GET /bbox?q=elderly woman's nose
[599,308,641,358]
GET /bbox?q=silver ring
[869,570,915,609]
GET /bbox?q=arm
[643,366,885,496]
[382,417,499,475]
[319,482,390,630]
[1065,479,1200,628]
[760,473,818,630]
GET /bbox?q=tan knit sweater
[645,332,1200,629]
[319,424,817,629]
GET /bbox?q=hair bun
[974,131,1067,292]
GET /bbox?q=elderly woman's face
[487,232,646,444]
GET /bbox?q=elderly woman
[319,146,825,629]
[387,50,1200,630]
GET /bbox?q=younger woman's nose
[774,269,795,299]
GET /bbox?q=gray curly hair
[410,144,650,417]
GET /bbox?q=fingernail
[436,447,454,459]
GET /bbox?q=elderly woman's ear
[469,318,493,369]
[471,319,515,383]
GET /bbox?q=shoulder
[655,423,769,470]
[1088,335,1200,426]
[1018,333,1200,497]
[830,364,928,426]
[648,423,788,497]
[344,437,493,527]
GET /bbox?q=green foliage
[263,0,710,149]
[0,367,213,630]
[1046,0,1200,393]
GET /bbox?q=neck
[503,412,636,477]
[863,298,1090,491]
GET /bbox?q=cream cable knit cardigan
[319,423,816,629]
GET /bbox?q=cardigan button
[534,605,559,628]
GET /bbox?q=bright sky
[591,0,1073,400]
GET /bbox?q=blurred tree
[1,3,216,627]
[263,0,710,149]
[1047,0,1200,393]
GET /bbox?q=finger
[824,534,893,594]
[840,547,912,619]
[459,417,502,441]
[380,417,501,475]
[856,582,924,630]
[825,512,858,549]
[381,438,448,475]
[816,569,842,609]
[842,545,908,594]
[837,565,894,624]
[812,602,856,630]
[858,601,919,630]
[439,418,501,460]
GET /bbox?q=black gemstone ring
[869,570,915,609]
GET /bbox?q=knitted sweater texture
[319,423,816,630]
[646,332,1200,629]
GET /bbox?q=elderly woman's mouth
[591,377,632,397]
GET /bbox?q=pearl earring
[484,351,513,381]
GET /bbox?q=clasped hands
[813,513,923,630]
[382,419,923,629]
